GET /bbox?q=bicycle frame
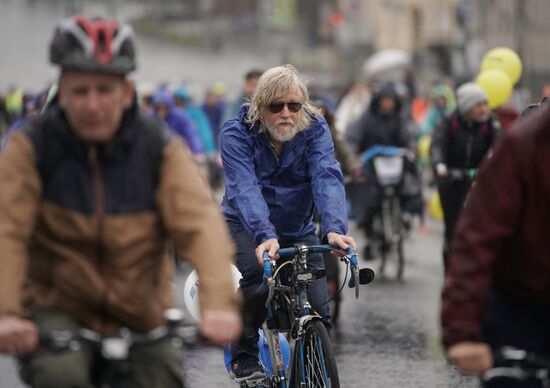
[258,245,371,387]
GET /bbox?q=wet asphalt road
[180,220,481,388]
[0,218,480,388]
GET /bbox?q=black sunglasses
[268,101,303,114]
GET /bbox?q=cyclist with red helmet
[0,16,241,387]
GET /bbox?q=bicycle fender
[295,314,322,338]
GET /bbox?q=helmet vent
[50,16,136,74]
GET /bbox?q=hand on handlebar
[255,238,280,265]
[199,310,242,346]
[350,167,365,183]
[447,340,492,375]
[0,315,38,355]
[436,163,448,177]
[327,232,357,252]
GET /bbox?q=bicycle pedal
[242,375,265,387]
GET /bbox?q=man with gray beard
[220,64,356,382]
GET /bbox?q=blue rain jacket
[150,90,204,155]
[221,104,348,244]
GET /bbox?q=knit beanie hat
[456,83,487,114]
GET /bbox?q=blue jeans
[227,220,330,361]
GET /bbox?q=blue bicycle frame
[259,244,366,387]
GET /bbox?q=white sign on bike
[183,265,242,321]
[373,156,404,186]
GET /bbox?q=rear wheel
[391,199,405,281]
[396,237,404,281]
[293,320,339,387]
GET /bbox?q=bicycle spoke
[302,330,330,387]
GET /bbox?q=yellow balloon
[476,69,512,109]
[417,135,431,164]
[480,47,522,85]
[429,192,444,221]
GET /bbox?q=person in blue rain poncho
[220,64,356,382]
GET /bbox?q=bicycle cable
[272,260,292,280]
[319,258,349,308]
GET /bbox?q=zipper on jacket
[88,147,109,330]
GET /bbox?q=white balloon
[183,264,242,321]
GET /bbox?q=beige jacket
[0,107,239,334]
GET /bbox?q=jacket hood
[430,84,456,110]
[151,90,174,108]
[173,86,191,103]
[369,82,402,115]
[234,102,255,131]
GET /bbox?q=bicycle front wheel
[293,320,339,388]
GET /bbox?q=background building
[2,0,549,103]
[467,0,550,100]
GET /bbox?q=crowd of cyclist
[2,63,548,268]
[2,14,550,388]
[2,40,549,280]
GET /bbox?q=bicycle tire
[396,237,404,281]
[293,320,339,388]
[372,213,387,278]
[393,199,405,281]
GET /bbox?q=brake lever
[257,251,272,295]
[346,247,361,298]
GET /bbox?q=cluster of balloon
[476,47,522,109]
[183,264,242,321]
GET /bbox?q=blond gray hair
[247,64,321,132]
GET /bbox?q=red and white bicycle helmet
[49,16,136,75]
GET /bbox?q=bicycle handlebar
[38,311,202,358]
[260,244,372,299]
[439,168,477,181]
[481,347,550,386]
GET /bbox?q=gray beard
[266,122,298,143]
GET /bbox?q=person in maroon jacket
[441,103,550,375]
